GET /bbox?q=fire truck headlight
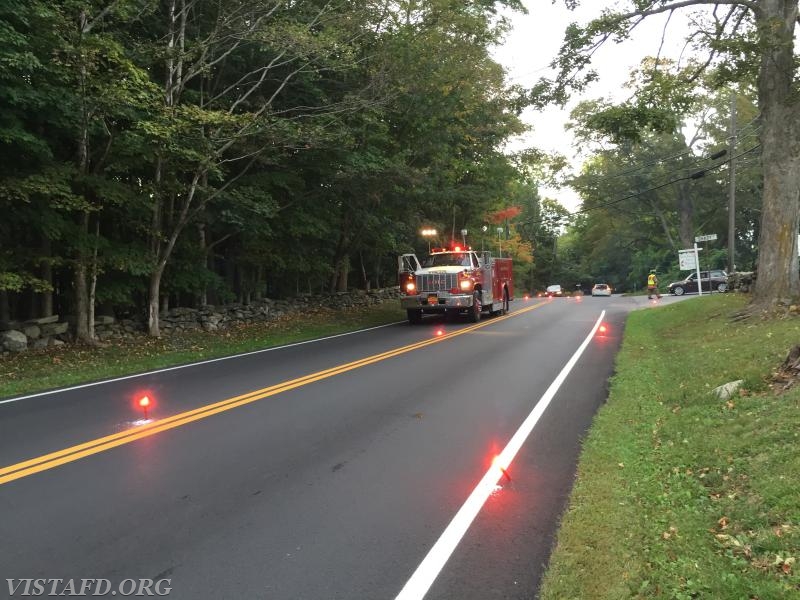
[459,279,473,291]
[405,282,416,293]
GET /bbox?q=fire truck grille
[415,273,458,292]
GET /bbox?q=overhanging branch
[615,0,758,21]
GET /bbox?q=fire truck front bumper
[400,293,475,312]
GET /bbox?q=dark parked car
[667,270,728,295]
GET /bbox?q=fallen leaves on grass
[777,556,795,574]
[770,344,800,393]
[752,554,796,575]
[661,526,678,540]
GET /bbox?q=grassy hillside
[539,295,799,599]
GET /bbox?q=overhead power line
[562,144,762,222]
[601,148,695,180]
[576,113,762,185]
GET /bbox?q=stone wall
[0,316,68,353]
[728,271,755,293]
[0,287,401,354]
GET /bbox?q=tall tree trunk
[198,221,207,305]
[330,211,350,292]
[676,182,693,249]
[88,218,100,340]
[754,113,800,304]
[752,2,800,306]
[255,266,264,301]
[0,290,9,322]
[336,260,349,292]
[148,263,166,337]
[74,15,92,342]
[359,251,370,291]
[40,237,53,318]
[647,198,676,251]
[74,212,91,341]
[74,262,89,341]
[241,266,251,305]
[146,0,181,337]
[147,169,200,335]
[329,259,341,293]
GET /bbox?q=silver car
[591,283,612,297]
[545,284,563,297]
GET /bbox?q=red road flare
[1,302,547,486]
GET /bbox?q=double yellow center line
[1,303,544,486]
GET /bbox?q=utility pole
[727,91,737,274]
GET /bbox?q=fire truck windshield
[422,252,474,268]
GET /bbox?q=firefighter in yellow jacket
[647,270,661,299]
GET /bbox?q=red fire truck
[398,246,513,324]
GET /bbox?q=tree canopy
[0,0,541,336]
[539,0,799,309]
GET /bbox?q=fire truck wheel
[407,309,422,324]
[469,292,482,323]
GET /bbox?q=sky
[492,1,695,212]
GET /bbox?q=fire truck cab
[398,247,513,324]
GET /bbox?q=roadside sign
[678,249,696,270]
[695,233,717,242]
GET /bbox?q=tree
[130,0,385,335]
[561,66,762,292]
[0,0,534,334]
[0,0,155,339]
[541,0,800,309]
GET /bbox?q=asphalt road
[0,294,673,599]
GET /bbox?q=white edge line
[394,309,607,600]
[0,321,405,405]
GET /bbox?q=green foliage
[0,0,534,320]
[540,1,800,306]
[584,104,679,144]
[0,271,51,293]
[553,76,761,291]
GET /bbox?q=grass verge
[539,294,799,599]
[0,303,406,400]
